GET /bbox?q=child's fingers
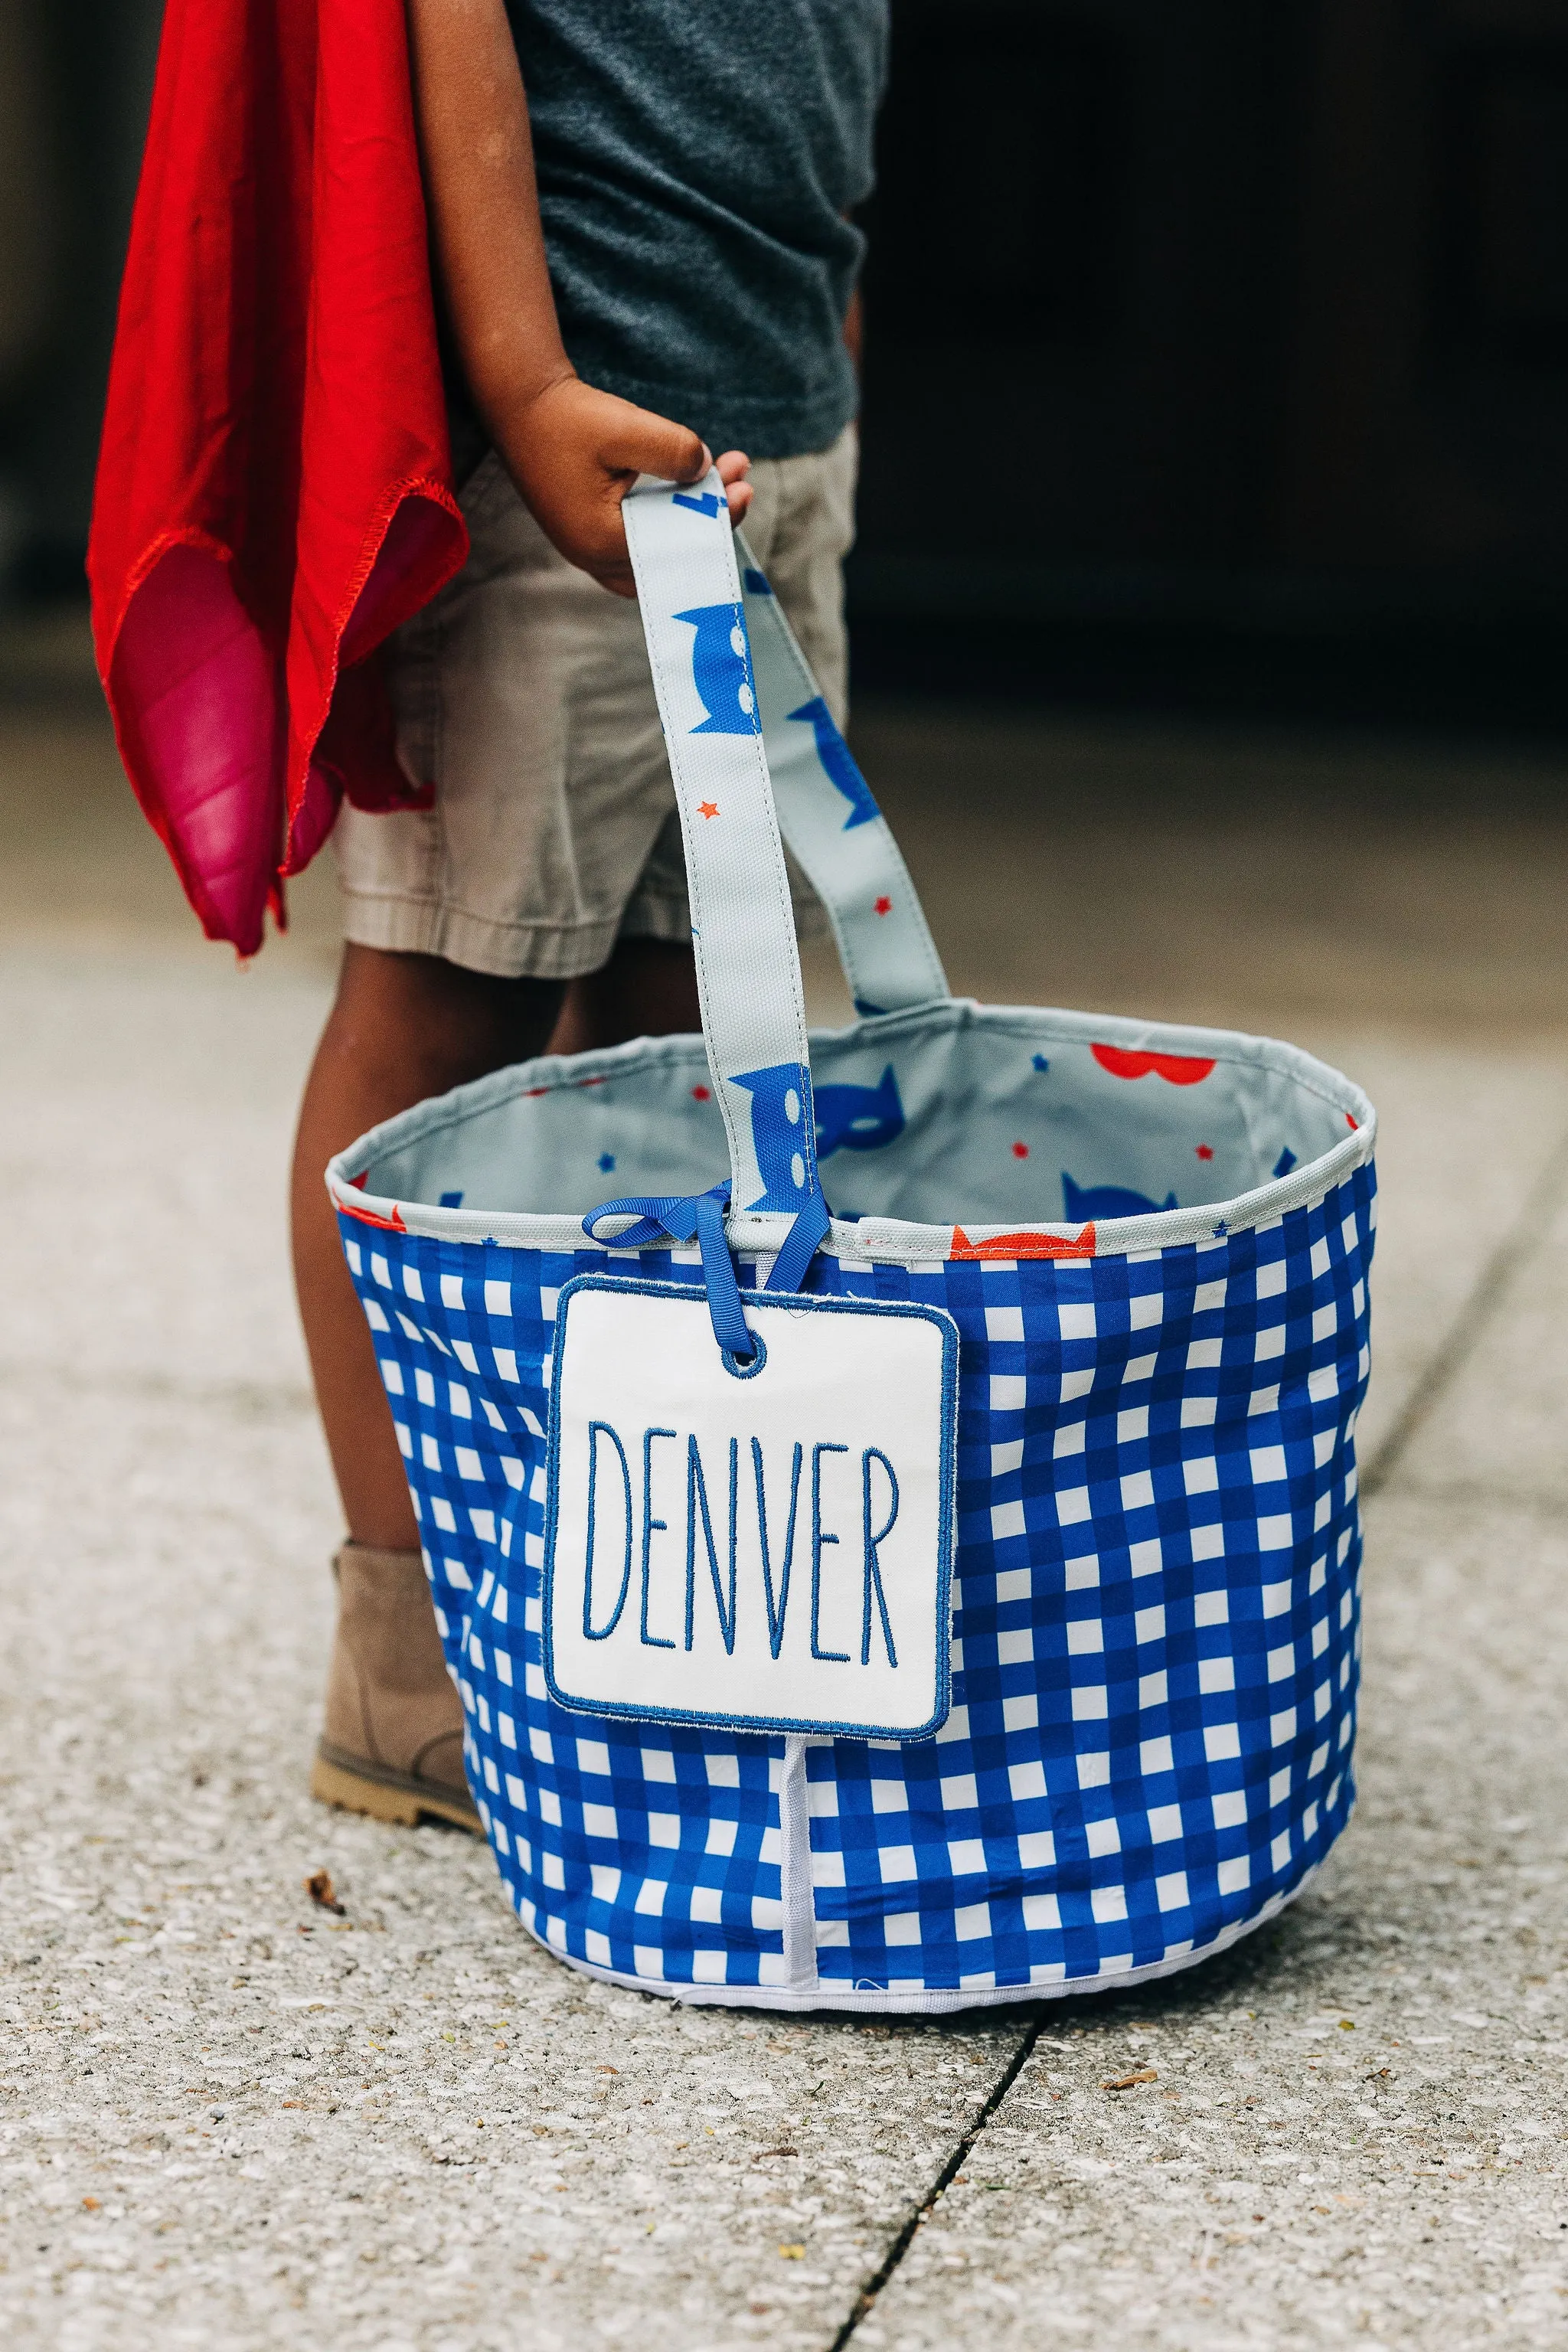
[597,403,707,485]
[714,451,753,526]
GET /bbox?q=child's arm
[407,0,751,596]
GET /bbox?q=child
[298,0,888,1831]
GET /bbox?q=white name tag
[543,1278,959,1740]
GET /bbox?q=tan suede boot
[311,1542,483,1834]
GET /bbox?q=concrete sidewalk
[2,690,1566,2348]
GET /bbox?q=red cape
[88,0,469,956]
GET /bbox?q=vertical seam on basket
[779,1735,817,1990]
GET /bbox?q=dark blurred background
[2,0,1563,732]
[854,0,1568,725]
[0,2,158,604]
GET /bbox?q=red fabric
[87,0,469,956]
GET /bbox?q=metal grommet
[720,1328,768,1380]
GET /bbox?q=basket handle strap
[622,472,947,1218]
[733,531,949,1021]
[622,472,824,1220]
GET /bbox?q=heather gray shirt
[502,0,888,459]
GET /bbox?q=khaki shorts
[335,425,857,978]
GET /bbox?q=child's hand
[498,376,752,597]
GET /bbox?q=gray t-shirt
[501,0,888,459]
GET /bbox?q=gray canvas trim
[842,1121,1376,1265]
[777,1736,819,1994]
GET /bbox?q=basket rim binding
[326,995,1377,1264]
[505,1845,1336,2014]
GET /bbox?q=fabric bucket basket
[328,477,1376,2014]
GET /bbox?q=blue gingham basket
[327,478,1376,2014]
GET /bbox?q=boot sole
[311,1747,484,1837]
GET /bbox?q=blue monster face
[674,603,759,736]
[786,696,880,830]
[1061,1171,1179,1220]
[730,1063,818,1212]
[815,1064,905,1158]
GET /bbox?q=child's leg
[290,943,563,1549]
[295,435,854,1825]
[548,935,700,1056]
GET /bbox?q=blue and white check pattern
[340,1153,1372,2005]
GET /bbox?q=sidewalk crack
[827,2016,1042,2350]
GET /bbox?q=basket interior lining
[353,1006,1361,1232]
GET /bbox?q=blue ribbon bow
[583,1181,831,1363]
